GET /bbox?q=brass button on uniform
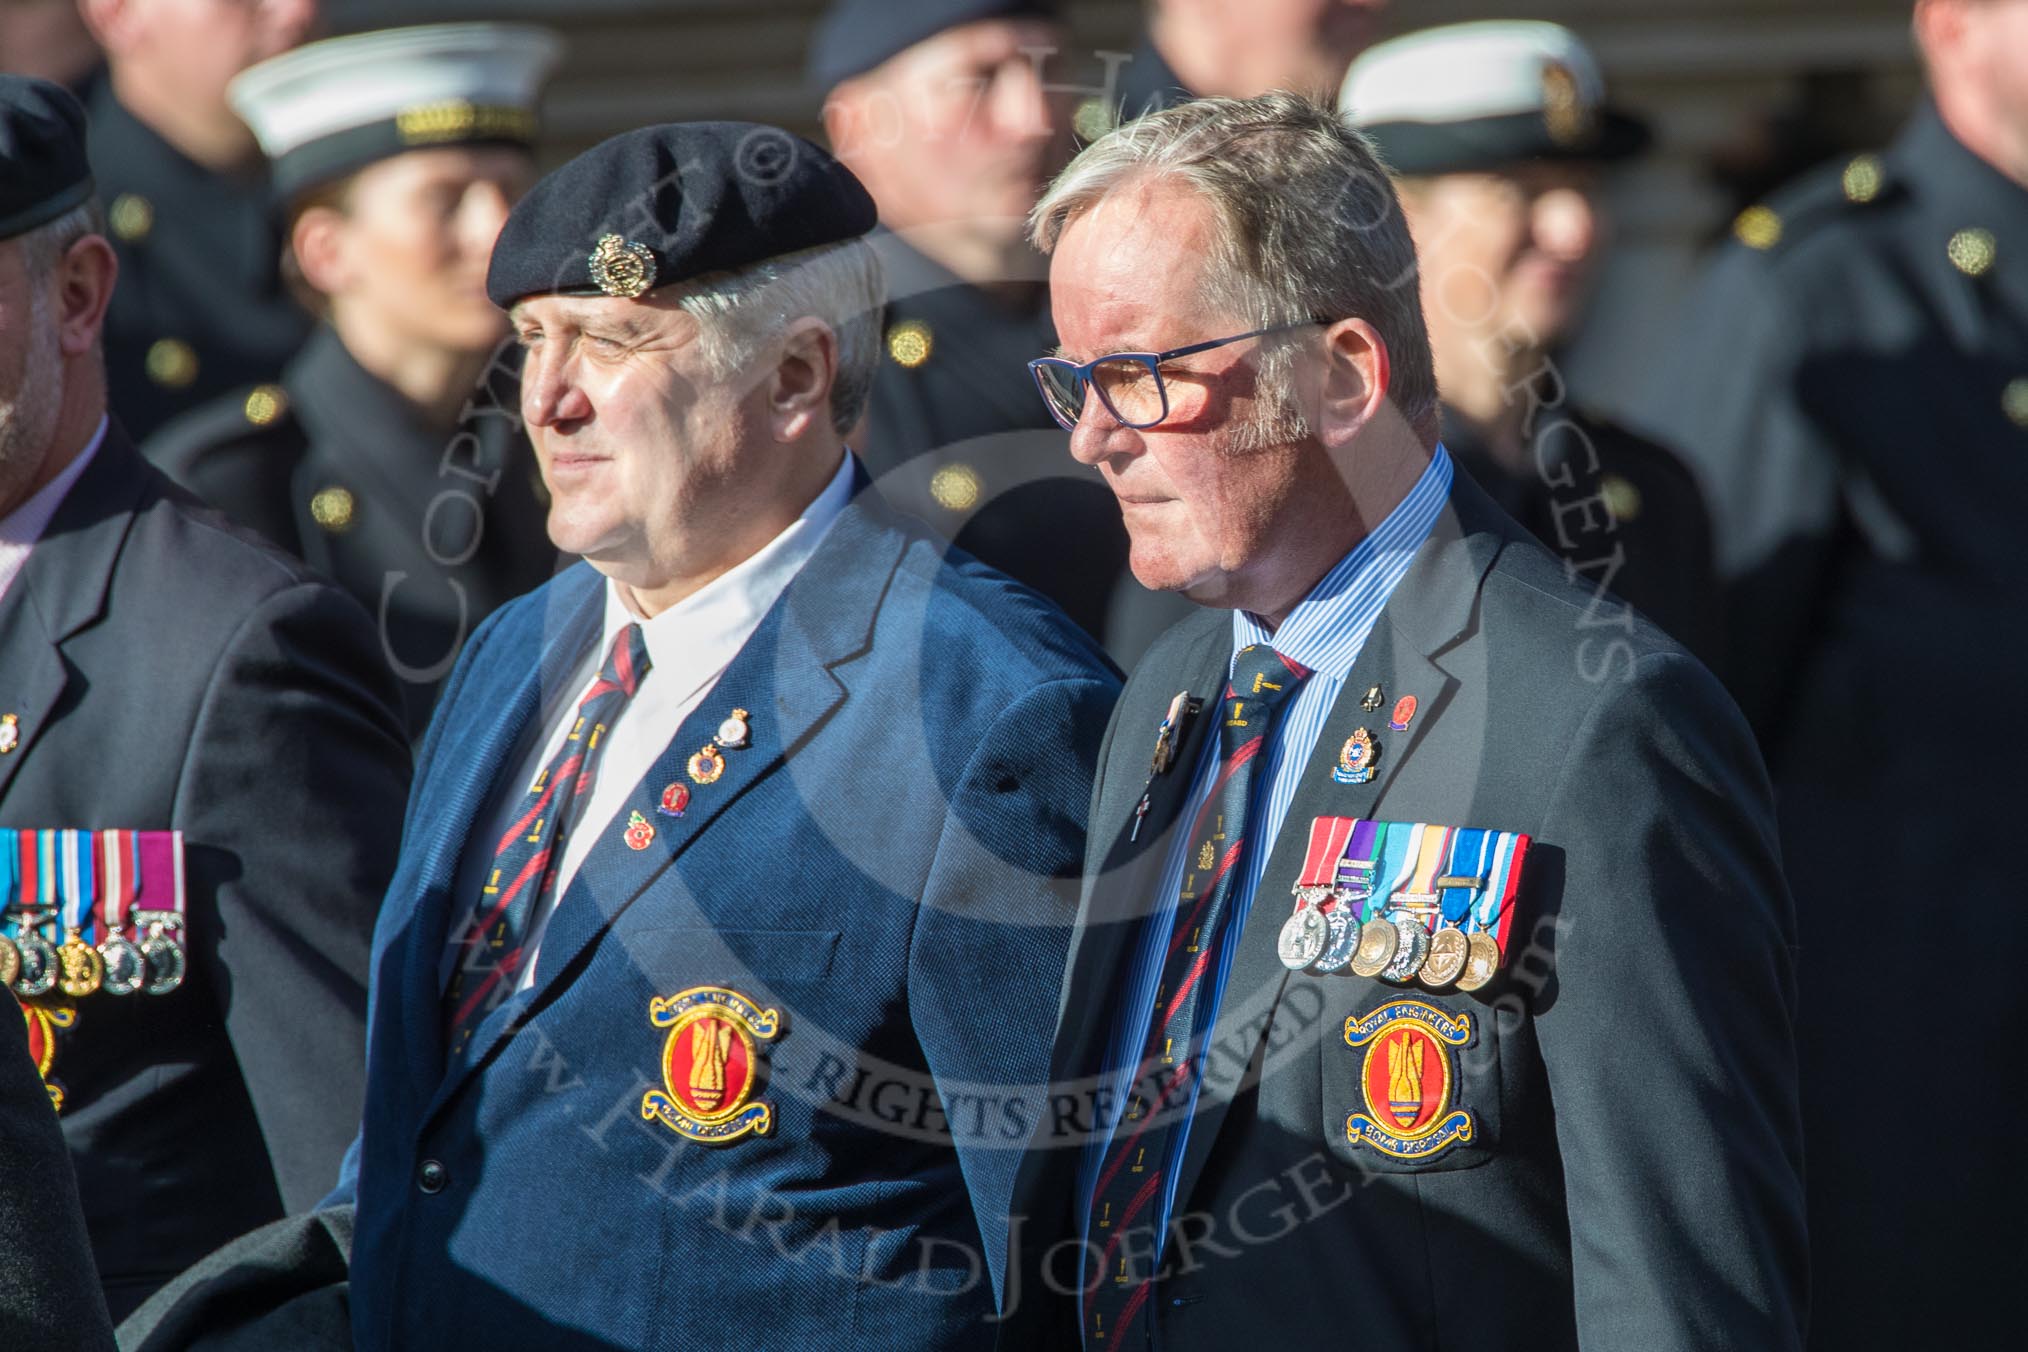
[1733,205,1782,251]
[886,319,932,369]
[2003,378,2028,429]
[1599,472,1643,523]
[310,486,357,533]
[1948,228,1996,277]
[929,462,982,511]
[1073,96,1116,143]
[108,193,154,242]
[145,338,198,389]
[243,385,288,426]
[1841,154,1883,204]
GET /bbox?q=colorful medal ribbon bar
[0,830,17,919]
[1377,822,1423,907]
[133,831,188,996]
[56,830,103,997]
[1395,824,1454,927]
[97,831,140,939]
[58,831,97,945]
[1297,817,1357,899]
[1471,831,1531,954]
[98,831,147,996]
[34,830,60,935]
[1437,828,1493,927]
[1333,818,1384,921]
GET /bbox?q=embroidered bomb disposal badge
[1343,1000,1475,1160]
[641,986,781,1144]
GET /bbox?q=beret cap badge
[588,233,658,299]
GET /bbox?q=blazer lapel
[1167,472,1517,1214]
[396,567,605,1098]
[1047,616,1230,1107]
[0,426,146,800]
[424,489,905,1115]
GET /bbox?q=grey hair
[674,237,886,437]
[17,198,107,284]
[1030,91,1438,434]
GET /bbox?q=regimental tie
[1084,644,1310,1347]
[442,623,651,1057]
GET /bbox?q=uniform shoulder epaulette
[1728,150,1903,256]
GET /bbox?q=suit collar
[420,474,911,1117]
[0,423,151,797]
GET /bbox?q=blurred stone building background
[3,0,1928,413]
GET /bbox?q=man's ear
[770,317,840,444]
[1314,317,1392,450]
[54,234,117,359]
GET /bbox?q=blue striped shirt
[1077,445,1454,1279]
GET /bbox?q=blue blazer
[335,479,1120,1351]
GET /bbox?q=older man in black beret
[122,118,1118,1352]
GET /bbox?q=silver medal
[1277,887,1331,970]
[13,931,58,997]
[141,929,186,995]
[1378,911,1432,984]
[98,937,148,996]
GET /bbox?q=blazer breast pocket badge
[641,985,781,1144]
[1342,999,1475,1160]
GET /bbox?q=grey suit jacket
[1002,470,1808,1350]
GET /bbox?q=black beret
[0,76,94,242]
[806,0,1059,93]
[486,120,877,310]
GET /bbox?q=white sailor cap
[230,23,564,201]
[1340,21,1648,176]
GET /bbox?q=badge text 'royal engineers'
[641,986,781,1144]
[1343,999,1475,1160]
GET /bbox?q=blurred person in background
[1634,3,2028,1347]
[1344,21,1719,657]
[76,0,318,442]
[1113,0,1389,119]
[0,0,101,93]
[0,73,408,1321]
[814,0,1134,651]
[149,24,564,739]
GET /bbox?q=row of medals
[0,910,187,1000]
[1277,875,1500,992]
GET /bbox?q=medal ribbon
[1438,828,1494,926]
[1332,818,1384,922]
[1469,831,1533,954]
[58,830,96,942]
[35,831,59,937]
[1297,817,1357,893]
[1395,824,1453,929]
[0,830,16,919]
[134,831,186,923]
[1378,821,1424,913]
[98,831,141,940]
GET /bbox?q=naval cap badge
[588,233,657,299]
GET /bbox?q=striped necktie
[442,622,650,1056]
[1083,643,1310,1347]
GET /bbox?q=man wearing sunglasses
[1001,92,1806,1350]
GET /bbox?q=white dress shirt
[0,416,108,603]
[448,451,855,988]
